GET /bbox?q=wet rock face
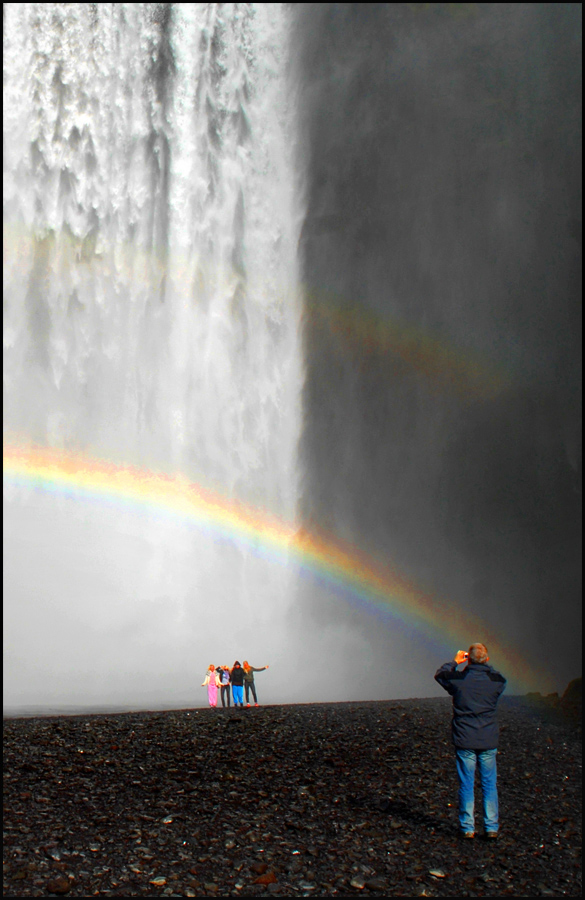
[3,698,582,896]
[293,1,582,695]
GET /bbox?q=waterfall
[3,3,303,709]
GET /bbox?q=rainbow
[4,223,511,403]
[3,442,550,693]
[303,288,513,401]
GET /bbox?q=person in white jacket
[201,664,220,708]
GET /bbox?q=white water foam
[3,3,304,709]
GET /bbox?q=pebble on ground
[3,696,581,897]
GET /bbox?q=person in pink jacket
[201,664,220,708]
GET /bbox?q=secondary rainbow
[4,443,550,693]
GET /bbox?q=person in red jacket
[435,643,507,840]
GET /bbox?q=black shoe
[485,832,498,840]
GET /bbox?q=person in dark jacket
[218,665,231,708]
[230,661,245,708]
[435,643,507,840]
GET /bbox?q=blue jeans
[220,684,231,707]
[245,681,258,704]
[455,748,499,833]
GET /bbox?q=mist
[4,3,581,714]
[3,2,307,712]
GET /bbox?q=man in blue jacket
[435,643,507,840]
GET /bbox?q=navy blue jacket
[434,660,507,750]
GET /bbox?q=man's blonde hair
[468,643,489,664]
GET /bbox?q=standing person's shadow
[348,794,451,833]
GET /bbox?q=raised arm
[434,659,459,693]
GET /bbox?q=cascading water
[3,4,304,709]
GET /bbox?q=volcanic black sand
[3,697,581,897]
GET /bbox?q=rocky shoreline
[3,696,581,897]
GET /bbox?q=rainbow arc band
[304,292,512,401]
[3,442,550,694]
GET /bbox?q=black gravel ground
[3,697,581,897]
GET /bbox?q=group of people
[202,660,269,709]
[199,643,506,840]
